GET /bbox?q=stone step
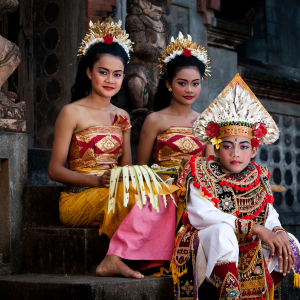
[26,227,109,275]
[25,186,64,227]
[0,273,298,300]
[0,274,174,300]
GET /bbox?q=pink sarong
[107,194,177,270]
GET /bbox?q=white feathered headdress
[193,74,279,148]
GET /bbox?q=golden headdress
[78,16,134,61]
[193,74,279,148]
[158,32,211,80]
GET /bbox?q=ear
[214,146,220,157]
[251,146,258,158]
[165,80,171,90]
[86,67,91,79]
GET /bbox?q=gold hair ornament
[158,32,211,81]
[78,16,134,61]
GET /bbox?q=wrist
[90,174,101,187]
[251,223,260,235]
[273,226,288,235]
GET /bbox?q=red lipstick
[183,96,193,100]
[103,86,114,91]
[231,160,241,165]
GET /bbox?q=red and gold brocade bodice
[153,126,205,166]
[68,115,131,171]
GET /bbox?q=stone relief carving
[0,0,26,132]
[125,0,169,145]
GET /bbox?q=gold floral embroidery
[173,137,199,153]
[69,141,83,158]
[82,148,95,161]
[76,133,97,144]
[153,127,204,164]
[95,135,119,152]
[160,145,174,157]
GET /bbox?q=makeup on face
[216,136,255,174]
[170,67,202,104]
[89,54,124,97]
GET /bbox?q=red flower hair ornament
[253,122,267,139]
[104,35,113,44]
[251,138,260,148]
[183,48,192,57]
[205,122,219,138]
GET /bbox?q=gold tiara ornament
[193,74,279,148]
[158,32,211,81]
[78,16,134,61]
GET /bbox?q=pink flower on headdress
[183,49,192,57]
[104,35,113,44]
[251,138,260,148]
[206,122,219,138]
[253,123,267,139]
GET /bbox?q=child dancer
[172,74,300,300]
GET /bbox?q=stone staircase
[0,148,299,299]
[0,149,174,299]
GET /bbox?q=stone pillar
[0,132,28,275]
[0,0,28,275]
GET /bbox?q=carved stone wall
[32,0,85,148]
[0,0,26,133]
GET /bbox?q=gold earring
[169,88,172,92]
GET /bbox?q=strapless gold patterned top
[153,126,205,167]
[68,115,131,171]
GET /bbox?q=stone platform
[0,274,173,300]
[0,148,299,299]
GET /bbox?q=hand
[97,170,111,188]
[276,231,296,275]
[252,224,295,276]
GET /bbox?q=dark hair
[70,42,129,102]
[153,55,205,111]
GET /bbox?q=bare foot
[96,255,144,279]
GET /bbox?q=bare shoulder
[115,107,130,120]
[143,111,162,125]
[192,110,201,118]
[59,103,80,119]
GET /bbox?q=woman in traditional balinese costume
[105,33,214,273]
[48,17,172,278]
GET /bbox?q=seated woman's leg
[59,187,143,278]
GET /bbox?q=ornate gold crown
[78,16,134,61]
[193,74,279,147]
[158,32,211,80]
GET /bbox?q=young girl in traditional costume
[48,17,149,278]
[172,74,300,300]
[104,33,214,274]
